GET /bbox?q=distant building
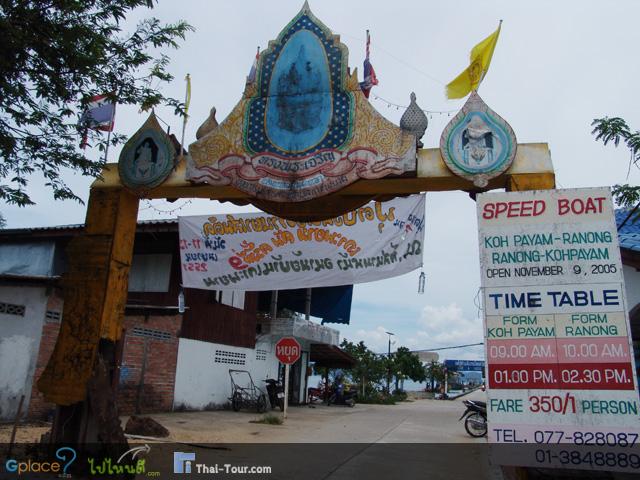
[416,351,439,363]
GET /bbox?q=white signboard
[179,194,425,291]
[478,188,640,472]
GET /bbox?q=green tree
[425,360,445,391]
[391,347,426,392]
[340,339,386,396]
[591,117,640,215]
[0,1,193,206]
[0,212,5,228]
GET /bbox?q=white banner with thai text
[178,194,425,291]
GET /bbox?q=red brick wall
[27,290,63,420]
[27,293,182,419]
[116,315,182,415]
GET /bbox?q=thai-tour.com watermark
[174,452,272,475]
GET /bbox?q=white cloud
[344,325,396,353]
[416,303,483,349]
[341,302,484,360]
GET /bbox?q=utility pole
[385,331,394,394]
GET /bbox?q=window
[0,302,25,317]
[128,254,172,292]
[0,242,55,277]
[214,349,246,365]
[210,290,246,310]
[256,349,267,361]
[45,310,62,323]
[220,290,245,310]
[131,327,172,341]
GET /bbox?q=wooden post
[37,188,138,443]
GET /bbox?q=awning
[258,285,353,325]
[310,344,356,369]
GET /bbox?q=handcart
[228,369,267,413]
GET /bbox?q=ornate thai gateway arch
[37,3,554,443]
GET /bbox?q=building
[617,210,640,388]
[0,220,352,421]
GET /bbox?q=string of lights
[371,93,458,117]
[140,199,193,215]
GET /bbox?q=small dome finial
[400,92,428,148]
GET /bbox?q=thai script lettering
[87,458,145,475]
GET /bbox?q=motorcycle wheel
[277,397,284,412]
[232,392,242,412]
[328,393,336,406]
[464,412,487,437]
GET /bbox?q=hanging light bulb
[418,271,426,294]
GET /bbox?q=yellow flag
[446,22,502,99]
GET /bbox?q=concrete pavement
[145,389,488,444]
[131,390,502,479]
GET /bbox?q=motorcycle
[459,399,487,437]
[308,380,330,404]
[327,381,356,407]
[263,378,285,411]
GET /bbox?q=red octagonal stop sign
[275,337,301,365]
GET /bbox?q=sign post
[275,337,301,420]
[478,187,640,473]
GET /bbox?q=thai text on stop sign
[276,340,300,364]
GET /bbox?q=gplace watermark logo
[5,447,76,476]
[173,451,272,475]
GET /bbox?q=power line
[411,342,484,353]
[377,342,484,356]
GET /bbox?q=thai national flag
[247,47,260,84]
[359,31,378,98]
[80,94,115,132]
[79,94,115,148]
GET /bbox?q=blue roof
[620,233,640,253]
[616,209,640,234]
[616,209,640,252]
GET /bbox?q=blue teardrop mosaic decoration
[439,91,517,187]
[244,11,354,157]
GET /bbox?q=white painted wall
[623,265,640,311]
[173,337,279,410]
[0,286,48,420]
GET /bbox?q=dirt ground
[0,421,50,443]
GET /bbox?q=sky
[3,0,640,362]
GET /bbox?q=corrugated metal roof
[0,219,178,236]
[616,209,640,234]
[616,209,640,252]
[619,233,640,253]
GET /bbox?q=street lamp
[385,331,394,394]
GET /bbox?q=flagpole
[180,74,191,164]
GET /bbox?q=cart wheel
[257,394,267,413]
[232,392,242,412]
